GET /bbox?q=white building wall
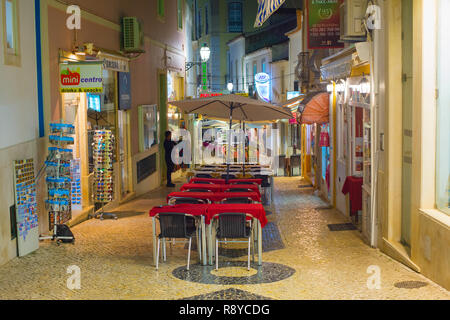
[0,0,39,149]
[228,37,245,92]
[287,30,302,91]
[0,0,40,266]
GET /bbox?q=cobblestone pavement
[0,177,448,300]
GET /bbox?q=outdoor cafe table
[149,204,209,266]
[166,191,262,204]
[180,183,261,196]
[149,203,267,267]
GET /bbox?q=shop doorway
[401,0,413,250]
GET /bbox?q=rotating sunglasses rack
[39,123,75,244]
[90,130,117,220]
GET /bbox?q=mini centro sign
[59,62,103,93]
[254,72,270,102]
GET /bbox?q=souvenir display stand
[91,130,117,220]
[40,123,75,244]
[13,159,40,256]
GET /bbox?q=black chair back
[226,188,252,193]
[158,213,193,238]
[221,174,236,179]
[221,197,253,204]
[231,181,257,186]
[192,181,214,184]
[216,213,248,238]
[184,189,211,193]
[253,174,270,187]
[196,174,213,178]
[171,197,207,205]
[291,155,301,168]
[278,155,286,169]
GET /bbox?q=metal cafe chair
[225,188,253,193]
[253,174,271,206]
[155,213,197,271]
[213,213,255,271]
[183,189,213,193]
[168,197,210,206]
[220,197,254,204]
[221,174,237,179]
[196,173,213,178]
[192,181,214,184]
[230,181,258,186]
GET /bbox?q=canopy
[299,92,330,125]
[254,0,286,27]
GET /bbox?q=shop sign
[200,93,223,98]
[98,53,129,72]
[59,62,103,93]
[254,72,270,102]
[307,0,344,49]
[118,72,131,110]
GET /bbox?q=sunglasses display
[93,130,115,204]
[13,159,38,242]
[46,123,74,231]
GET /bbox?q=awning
[254,0,286,27]
[299,92,330,125]
[281,95,305,111]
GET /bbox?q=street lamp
[227,82,234,92]
[186,43,210,71]
[200,45,210,63]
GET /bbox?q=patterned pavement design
[0,177,448,300]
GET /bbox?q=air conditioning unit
[340,0,367,40]
[122,17,144,53]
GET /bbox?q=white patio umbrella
[169,94,293,179]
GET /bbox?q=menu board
[307,0,344,49]
[13,159,39,257]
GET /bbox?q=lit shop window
[139,105,159,152]
[2,0,21,65]
[436,0,450,215]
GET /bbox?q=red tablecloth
[180,183,260,196]
[342,176,363,216]
[167,192,261,203]
[207,204,268,227]
[149,204,209,218]
[189,178,263,185]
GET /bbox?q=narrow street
[0,177,447,300]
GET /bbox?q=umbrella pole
[226,104,233,183]
[242,121,246,177]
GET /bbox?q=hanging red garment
[320,130,330,147]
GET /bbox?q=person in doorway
[164,131,178,187]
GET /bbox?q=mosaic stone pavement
[0,177,449,300]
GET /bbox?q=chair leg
[156,238,160,270]
[248,237,251,271]
[163,238,167,262]
[187,237,192,271]
[215,239,219,271]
